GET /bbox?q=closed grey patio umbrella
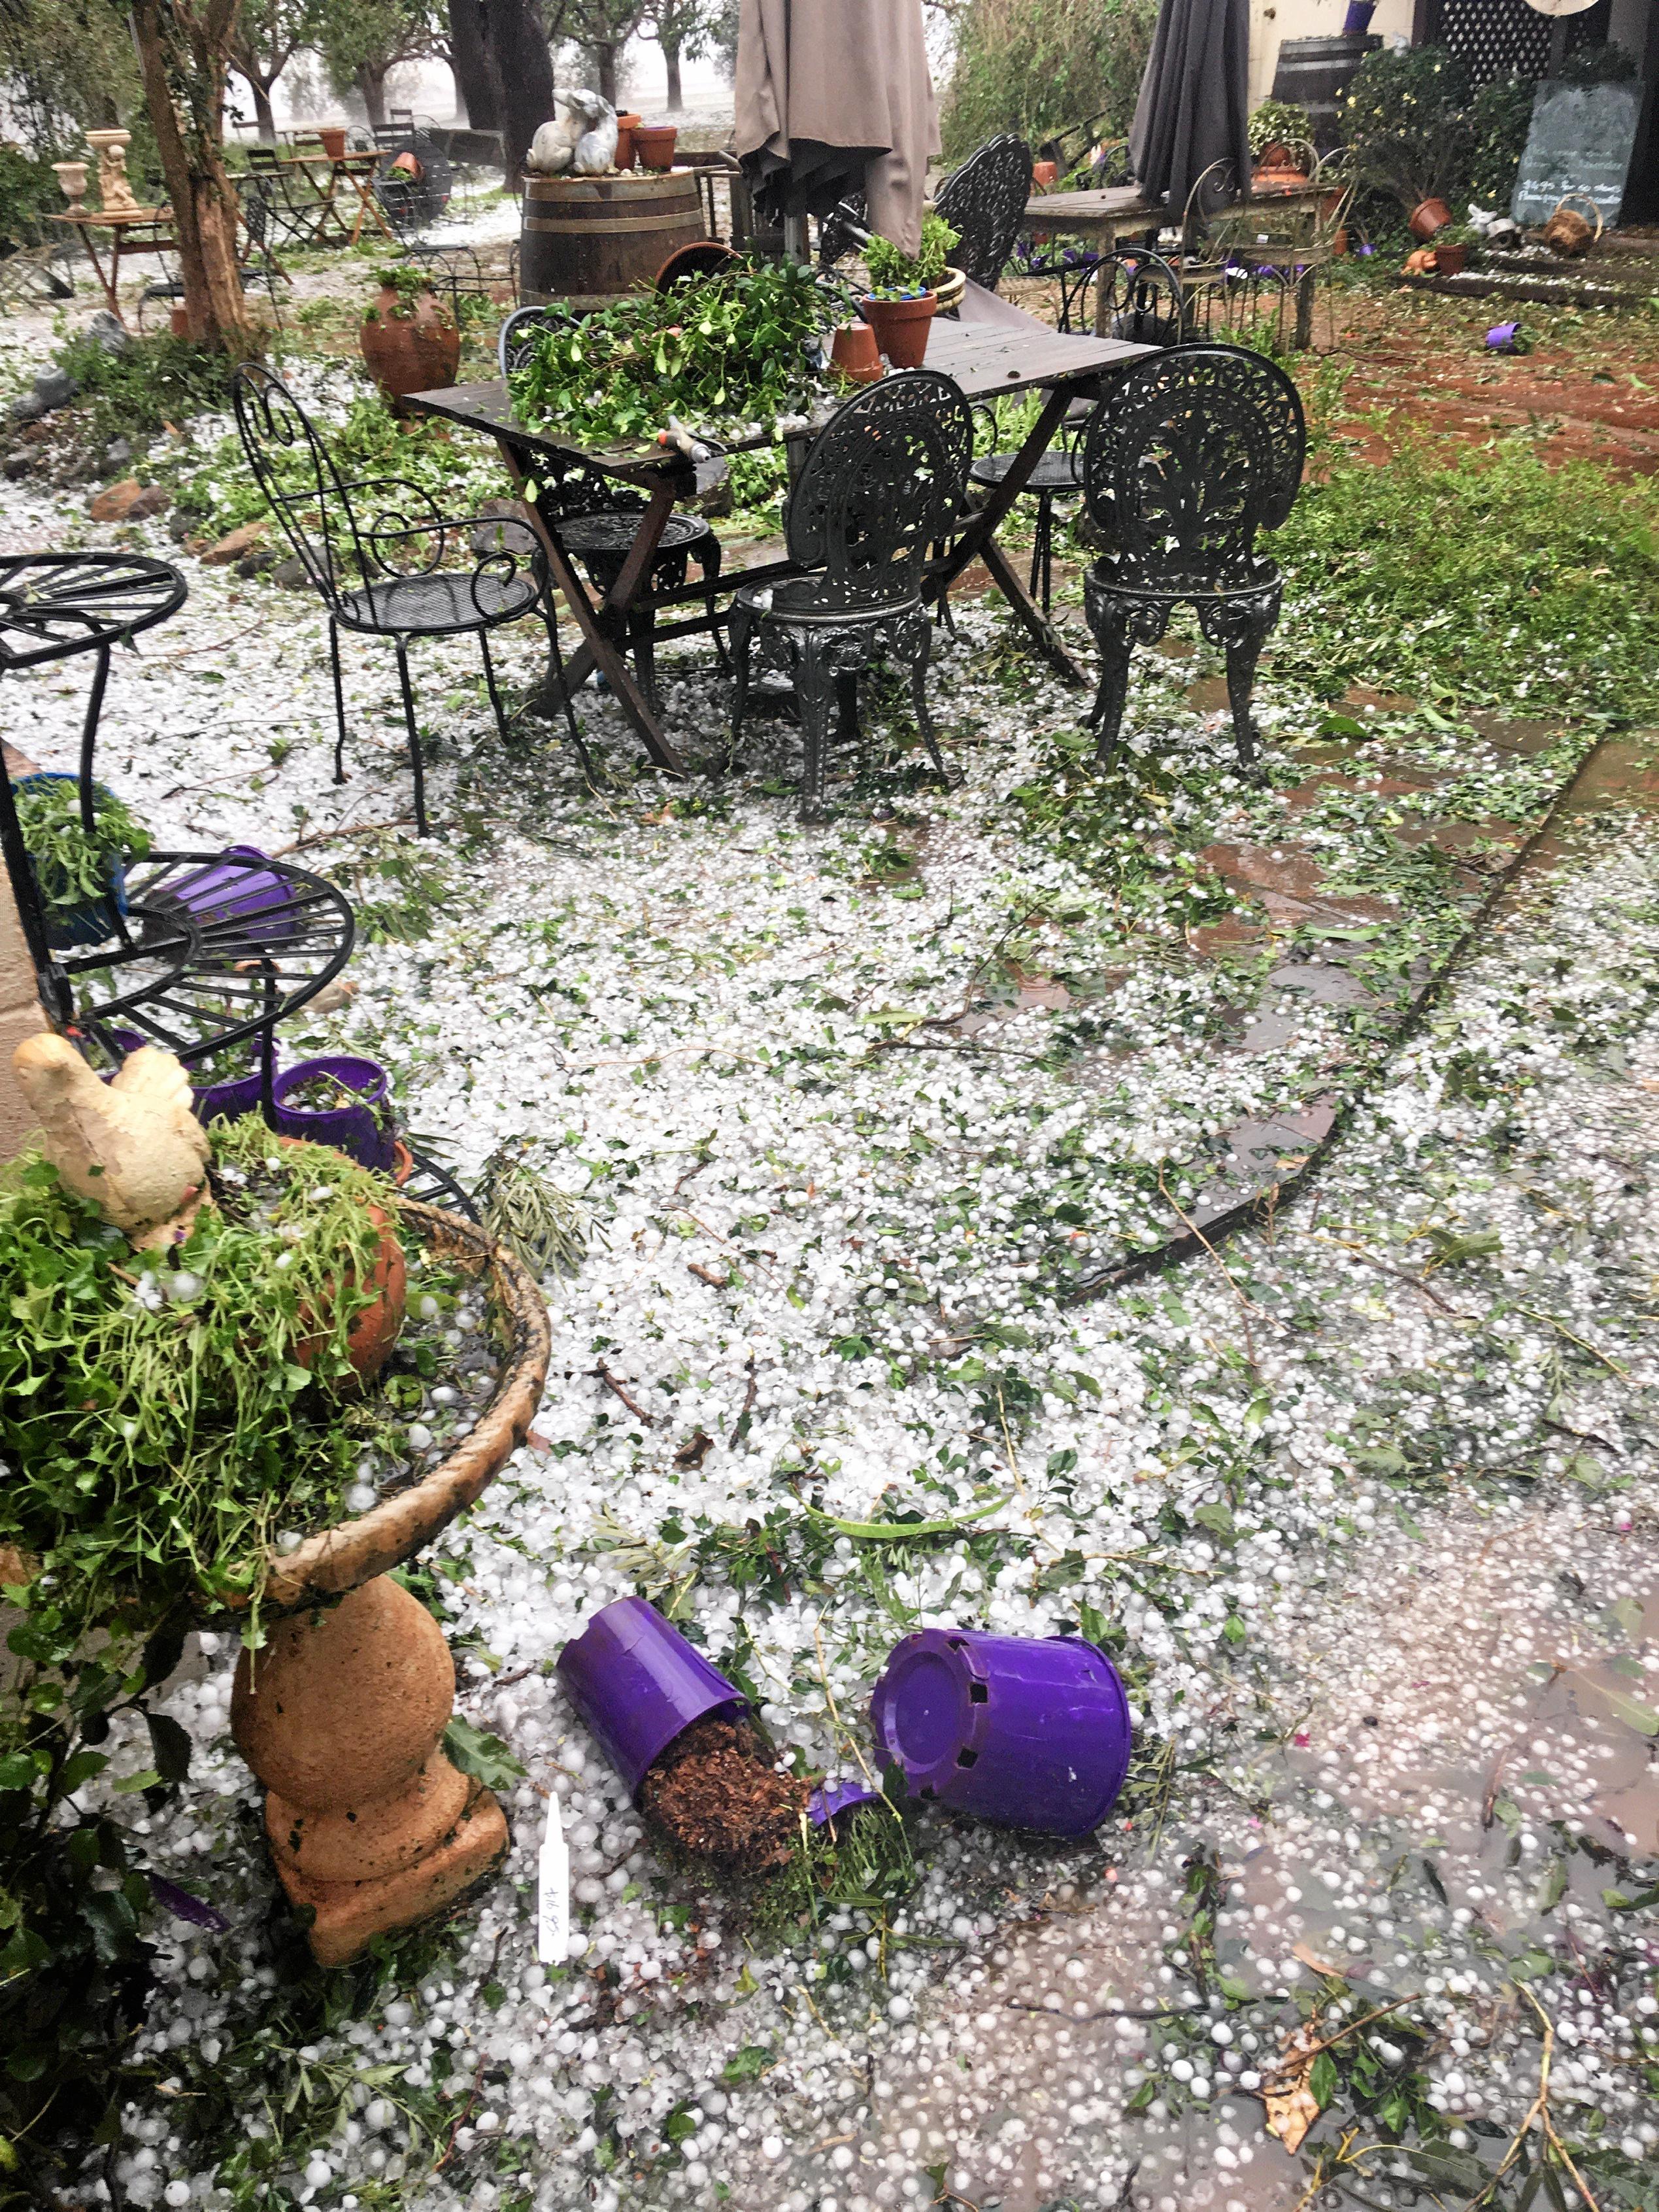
[1128,0,1251,215]
[734,0,938,255]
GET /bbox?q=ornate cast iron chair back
[1080,346,1304,590]
[935,135,1034,292]
[233,360,371,609]
[784,371,975,614]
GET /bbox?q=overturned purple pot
[807,1777,884,1829]
[271,1053,394,1171]
[557,1597,748,1795]
[165,845,299,942]
[870,1626,1131,1837]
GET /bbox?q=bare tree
[231,0,323,140]
[319,0,443,129]
[560,0,646,109]
[642,0,714,111]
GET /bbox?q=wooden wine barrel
[518,169,708,309]
[1270,34,1382,151]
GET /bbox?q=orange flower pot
[615,112,641,169]
[1408,197,1452,241]
[634,124,677,171]
[860,291,937,370]
[830,320,884,382]
[318,126,348,161]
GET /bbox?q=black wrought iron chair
[233,362,581,838]
[729,371,974,819]
[968,252,1183,616]
[1079,345,1304,774]
[498,302,728,704]
[934,134,1033,294]
[0,552,355,1068]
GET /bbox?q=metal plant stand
[1077,346,1305,774]
[0,551,355,1064]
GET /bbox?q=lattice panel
[1439,0,1611,85]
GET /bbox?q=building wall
[1248,0,1416,107]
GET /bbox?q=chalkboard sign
[1511,78,1643,227]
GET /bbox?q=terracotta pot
[169,305,190,337]
[1031,160,1058,189]
[1407,197,1452,242]
[860,290,937,370]
[633,124,677,171]
[614,112,641,170]
[360,282,461,411]
[318,126,348,161]
[1253,146,1309,192]
[1332,226,1349,257]
[1433,241,1467,277]
[830,319,884,383]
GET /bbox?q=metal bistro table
[1023,180,1337,334]
[404,319,1152,774]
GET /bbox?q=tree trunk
[129,0,253,356]
[663,43,682,111]
[448,0,501,130]
[595,41,618,107]
[251,78,277,142]
[482,0,558,180]
[357,61,389,128]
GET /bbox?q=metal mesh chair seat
[1086,553,1280,604]
[969,449,1081,494]
[734,575,920,626]
[339,568,540,636]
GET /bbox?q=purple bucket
[870,1627,1132,1836]
[271,1053,395,1171]
[556,1597,748,1795]
[165,845,299,944]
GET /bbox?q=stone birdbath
[226,1195,550,1965]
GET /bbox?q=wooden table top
[1025,177,1337,231]
[49,207,166,228]
[406,319,1153,484]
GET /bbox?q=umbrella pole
[783,212,809,264]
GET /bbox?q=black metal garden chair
[0,551,355,1068]
[729,371,975,820]
[1078,344,1305,775]
[934,133,1033,294]
[968,251,1184,616]
[498,302,728,706]
[233,361,585,838]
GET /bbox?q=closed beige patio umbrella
[734,0,939,256]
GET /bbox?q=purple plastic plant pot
[807,1778,884,1829]
[869,1627,1131,1837]
[1486,320,1522,352]
[165,845,299,944]
[271,1053,395,1171]
[557,1597,748,1795]
[193,1066,269,1124]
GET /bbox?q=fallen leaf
[524,1429,554,1461]
[1262,2023,1323,2154]
[674,1429,714,1469]
[1292,1938,1348,1979]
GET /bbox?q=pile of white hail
[1,275,1654,2212]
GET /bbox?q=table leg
[494,441,688,777]
[80,231,124,324]
[1294,265,1314,351]
[928,385,1088,686]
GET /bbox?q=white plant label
[537,1798,570,1965]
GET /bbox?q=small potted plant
[12,772,150,948]
[633,122,677,170]
[1248,99,1313,189]
[360,265,461,409]
[1431,221,1479,277]
[860,213,962,369]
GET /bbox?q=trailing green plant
[12,777,150,923]
[750,1792,916,1941]
[1467,73,1537,209]
[507,254,831,447]
[863,213,960,298]
[0,1116,400,1625]
[1342,45,1475,215]
[367,262,454,325]
[941,0,1157,163]
[475,1140,592,1274]
[1248,97,1312,157]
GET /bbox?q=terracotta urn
[52,160,88,207]
[360,281,461,411]
[860,290,937,370]
[633,124,677,171]
[1407,197,1452,242]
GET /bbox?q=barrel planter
[518,169,707,309]
[1269,34,1381,152]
